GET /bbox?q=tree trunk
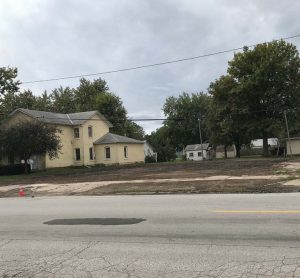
[234,137,241,158]
[236,146,241,158]
[224,145,228,159]
[262,132,269,157]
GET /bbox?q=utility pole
[284,110,293,157]
[198,117,204,160]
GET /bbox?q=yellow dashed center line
[212,210,300,214]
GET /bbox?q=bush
[0,164,31,176]
[145,155,156,163]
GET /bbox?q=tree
[0,67,20,121]
[227,40,300,156]
[0,67,20,96]
[93,91,127,135]
[208,75,251,157]
[146,126,176,162]
[0,121,61,173]
[124,121,145,140]
[163,92,212,149]
[75,78,109,112]
[50,87,76,113]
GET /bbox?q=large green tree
[0,121,61,173]
[146,126,176,162]
[163,92,212,149]
[208,75,251,157]
[227,40,300,155]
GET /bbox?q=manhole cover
[43,218,146,225]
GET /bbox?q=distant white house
[185,143,210,160]
[251,138,279,149]
[144,141,157,161]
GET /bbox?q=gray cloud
[1,0,300,133]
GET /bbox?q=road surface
[1,193,300,277]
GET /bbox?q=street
[1,193,300,277]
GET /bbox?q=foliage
[208,75,251,157]
[50,87,76,113]
[145,155,156,163]
[146,126,176,162]
[163,92,212,148]
[226,40,300,155]
[0,67,20,96]
[0,121,61,173]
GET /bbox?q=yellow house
[1,108,145,169]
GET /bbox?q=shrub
[145,155,156,163]
[0,164,31,176]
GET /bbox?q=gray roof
[185,143,209,151]
[10,108,113,127]
[94,133,144,145]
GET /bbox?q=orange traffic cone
[18,185,25,197]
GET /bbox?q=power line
[21,34,300,85]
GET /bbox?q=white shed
[185,144,210,160]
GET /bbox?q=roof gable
[185,143,210,151]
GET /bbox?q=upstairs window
[88,126,93,137]
[124,146,128,158]
[105,147,111,159]
[74,128,80,138]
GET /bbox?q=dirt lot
[1,158,299,197]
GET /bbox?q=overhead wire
[21,34,300,84]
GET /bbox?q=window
[105,147,111,159]
[89,147,94,160]
[88,126,93,137]
[189,152,194,157]
[198,152,202,157]
[75,148,81,161]
[124,146,128,158]
[74,128,80,138]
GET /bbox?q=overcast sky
[1,0,300,133]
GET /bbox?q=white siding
[186,150,207,160]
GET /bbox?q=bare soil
[1,158,299,197]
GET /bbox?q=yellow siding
[45,125,75,168]
[116,144,144,164]
[94,144,119,165]
[94,143,144,165]
[81,116,109,165]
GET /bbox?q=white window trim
[88,126,93,138]
[74,148,81,161]
[124,146,128,159]
[104,146,111,160]
[74,127,80,139]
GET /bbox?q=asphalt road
[1,193,300,277]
